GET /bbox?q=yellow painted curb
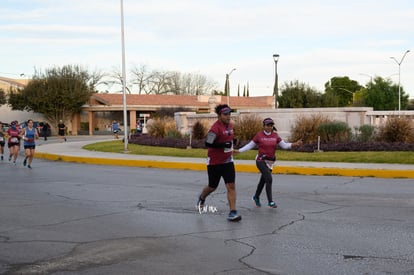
[36,152,207,170]
[36,152,414,179]
[274,166,414,178]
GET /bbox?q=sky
[1,0,414,99]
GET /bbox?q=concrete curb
[36,152,414,179]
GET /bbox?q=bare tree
[88,69,107,91]
[192,74,207,95]
[100,64,218,95]
[148,70,174,95]
[107,68,132,94]
[168,71,182,95]
[130,64,153,94]
[180,73,193,95]
[180,73,217,95]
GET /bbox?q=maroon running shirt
[207,120,234,165]
[252,131,282,160]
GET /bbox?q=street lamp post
[359,73,373,88]
[390,50,410,114]
[337,87,355,106]
[225,68,236,106]
[273,54,280,109]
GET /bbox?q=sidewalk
[35,137,414,179]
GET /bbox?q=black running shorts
[207,162,235,188]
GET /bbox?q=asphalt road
[1,155,413,275]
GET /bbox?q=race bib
[10,137,19,143]
[265,160,275,170]
[0,137,4,142]
[224,145,233,153]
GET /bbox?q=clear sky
[1,0,414,98]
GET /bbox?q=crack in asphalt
[0,210,134,236]
[217,213,307,275]
[274,213,305,233]
[312,177,359,195]
[3,237,172,275]
[342,253,414,262]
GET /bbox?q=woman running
[7,121,21,165]
[235,118,302,208]
[21,119,39,169]
[0,121,5,160]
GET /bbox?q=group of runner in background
[0,119,65,169]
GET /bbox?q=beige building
[77,93,275,135]
[0,76,28,92]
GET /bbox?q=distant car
[19,121,52,137]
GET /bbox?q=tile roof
[90,93,274,110]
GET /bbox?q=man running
[58,120,67,142]
[197,104,241,222]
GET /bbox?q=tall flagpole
[120,0,128,152]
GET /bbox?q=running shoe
[227,210,242,222]
[1,155,3,160]
[268,201,277,208]
[8,156,11,161]
[197,195,205,210]
[23,158,27,166]
[28,165,32,169]
[252,195,261,207]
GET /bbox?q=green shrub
[290,114,330,143]
[318,121,351,143]
[355,125,376,142]
[377,117,414,143]
[165,129,182,138]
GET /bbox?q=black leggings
[255,160,274,202]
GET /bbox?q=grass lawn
[83,140,414,165]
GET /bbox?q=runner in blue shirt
[112,120,119,139]
[21,119,39,169]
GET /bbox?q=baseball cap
[263,118,274,125]
[218,106,232,115]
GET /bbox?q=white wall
[0,105,45,124]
